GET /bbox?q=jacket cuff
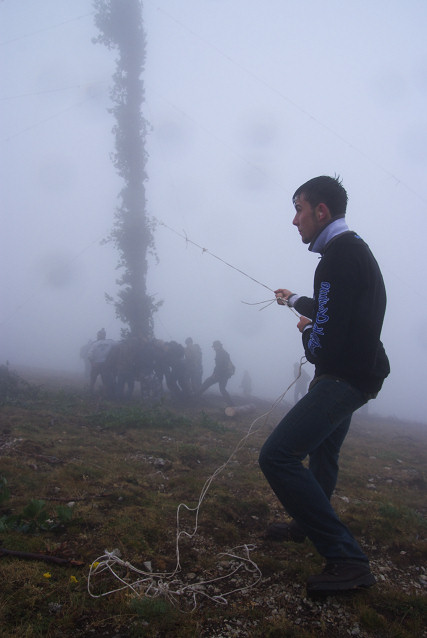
[287,293,299,307]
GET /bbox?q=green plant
[0,498,73,533]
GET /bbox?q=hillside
[0,365,426,637]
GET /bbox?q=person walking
[198,341,235,406]
[259,175,390,594]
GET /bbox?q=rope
[87,357,308,609]
[241,297,300,317]
[86,228,307,605]
[155,218,274,293]
[155,217,301,318]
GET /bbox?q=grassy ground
[0,368,426,637]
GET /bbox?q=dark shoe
[264,520,306,543]
[306,562,376,594]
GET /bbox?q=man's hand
[297,316,312,333]
[274,288,294,305]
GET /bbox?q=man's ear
[315,203,331,223]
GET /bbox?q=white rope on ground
[87,357,308,609]
[86,216,307,606]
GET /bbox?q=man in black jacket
[259,175,390,594]
[198,341,235,406]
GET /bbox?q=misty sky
[1,1,427,423]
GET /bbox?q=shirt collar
[309,217,349,254]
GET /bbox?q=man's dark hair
[293,175,348,218]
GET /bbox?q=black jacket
[295,231,390,394]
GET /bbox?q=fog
[1,1,427,423]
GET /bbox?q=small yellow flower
[43,572,52,579]
[92,561,100,569]
[70,575,78,584]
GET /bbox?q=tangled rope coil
[87,360,308,609]
[88,544,262,610]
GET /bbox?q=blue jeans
[259,377,368,563]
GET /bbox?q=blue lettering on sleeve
[308,281,330,355]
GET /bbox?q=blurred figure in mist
[138,338,165,402]
[164,341,191,400]
[80,339,93,380]
[198,341,235,406]
[240,370,252,398]
[293,361,310,404]
[114,337,139,400]
[87,329,116,396]
[184,337,203,393]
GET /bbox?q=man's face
[292,194,321,244]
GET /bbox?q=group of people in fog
[80,330,237,405]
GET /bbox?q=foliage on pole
[93,0,159,339]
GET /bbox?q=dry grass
[0,367,426,637]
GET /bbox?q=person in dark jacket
[164,341,191,400]
[87,329,116,396]
[198,341,235,406]
[259,175,390,595]
[184,337,203,393]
